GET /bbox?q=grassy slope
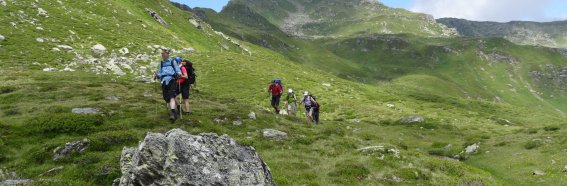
[0,0,566,186]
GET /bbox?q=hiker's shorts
[305,106,313,116]
[271,95,281,106]
[287,103,296,112]
[178,82,190,99]
[162,79,178,102]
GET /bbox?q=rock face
[53,139,90,160]
[116,129,275,186]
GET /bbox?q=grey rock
[533,170,545,176]
[399,116,425,124]
[72,107,101,114]
[91,44,107,55]
[42,68,57,72]
[106,96,120,101]
[0,0,6,6]
[263,129,287,139]
[465,143,479,154]
[51,47,61,52]
[53,139,90,161]
[0,35,4,41]
[38,8,48,17]
[36,38,44,43]
[233,120,242,126]
[248,112,256,120]
[351,119,361,123]
[563,165,567,172]
[57,45,73,51]
[0,179,33,186]
[119,48,129,55]
[38,166,64,177]
[117,129,275,186]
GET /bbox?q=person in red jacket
[267,80,283,114]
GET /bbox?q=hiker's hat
[161,48,171,54]
[288,89,293,93]
[304,91,309,96]
[175,56,183,63]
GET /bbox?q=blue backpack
[273,78,283,88]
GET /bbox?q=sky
[172,0,567,22]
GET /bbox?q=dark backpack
[185,61,196,84]
[273,78,283,89]
[311,95,320,109]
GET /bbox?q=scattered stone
[0,35,4,41]
[119,47,129,55]
[465,143,479,154]
[57,45,74,51]
[62,67,75,72]
[248,112,256,120]
[116,129,276,185]
[36,27,44,30]
[38,8,48,17]
[399,116,425,124]
[532,170,545,176]
[53,139,90,161]
[51,47,61,52]
[91,44,107,55]
[351,119,361,123]
[106,96,120,101]
[358,146,401,158]
[0,0,6,6]
[0,179,32,186]
[263,129,288,139]
[233,120,242,126]
[182,47,196,53]
[386,104,395,108]
[42,68,57,72]
[563,165,567,172]
[38,166,64,177]
[143,93,152,97]
[322,83,331,87]
[72,108,101,114]
[36,37,44,43]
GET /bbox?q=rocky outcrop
[399,116,425,124]
[91,44,107,55]
[145,8,168,27]
[53,139,90,161]
[116,129,275,186]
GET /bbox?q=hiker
[285,89,298,116]
[153,48,182,123]
[267,79,283,114]
[300,91,318,123]
[311,94,320,124]
[175,57,191,115]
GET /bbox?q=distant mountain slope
[227,0,457,38]
[437,18,567,48]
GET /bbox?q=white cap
[304,91,309,96]
[288,89,293,93]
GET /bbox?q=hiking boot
[169,109,177,123]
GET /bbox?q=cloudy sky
[173,0,567,22]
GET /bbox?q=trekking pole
[178,81,182,120]
[155,80,158,122]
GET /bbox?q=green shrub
[425,158,465,177]
[328,161,370,183]
[0,86,16,94]
[26,114,104,135]
[524,140,544,150]
[543,125,560,132]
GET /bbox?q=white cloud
[411,0,554,22]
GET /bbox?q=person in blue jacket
[154,48,182,123]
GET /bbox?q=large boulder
[116,129,276,186]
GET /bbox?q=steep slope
[228,0,457,38]
[438,18,567,49]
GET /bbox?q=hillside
[0,0,566,185]
[437,18,567,49]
